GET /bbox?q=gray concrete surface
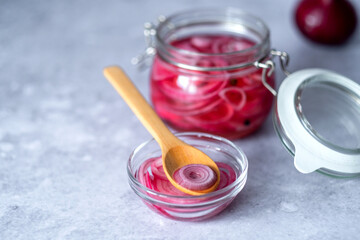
[0,0,359,239]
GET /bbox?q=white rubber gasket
[277,69,360,174]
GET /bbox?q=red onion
[173,164,217,191]
[295,0,358,45]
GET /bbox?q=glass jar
[135,8,285,139]
[133,8,360,178]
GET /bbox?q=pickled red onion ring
[151,34,275,139]
[185,99,234,125]
[190,36,212,50]
[151,158,168,180]
[219,87,247,110]
[138,158,153,184]
[153,178,184,196]
[173,164,217,191]
[137,157,237,196]
[156,73,228,102]
[211,36,253,53]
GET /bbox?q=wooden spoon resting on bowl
[104,66,220,195]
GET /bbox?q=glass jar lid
[276,68,360,176]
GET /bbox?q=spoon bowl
[163,144,221,195]
[103,66,220,195]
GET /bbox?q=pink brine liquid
[151,34,275,139]
[136,157,238,219]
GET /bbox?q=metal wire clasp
[255,50,291,96]
[254,60,277,96]
[131,16,166,69]
[270,49,291,76]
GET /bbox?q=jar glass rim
[155,8,271,71]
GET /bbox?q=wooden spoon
[103,66,220,196]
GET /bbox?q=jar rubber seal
[276,68,360,175]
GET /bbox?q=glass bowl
[127,132,248,221]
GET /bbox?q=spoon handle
[104,66,179,149]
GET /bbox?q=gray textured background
[0,0,359,239]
